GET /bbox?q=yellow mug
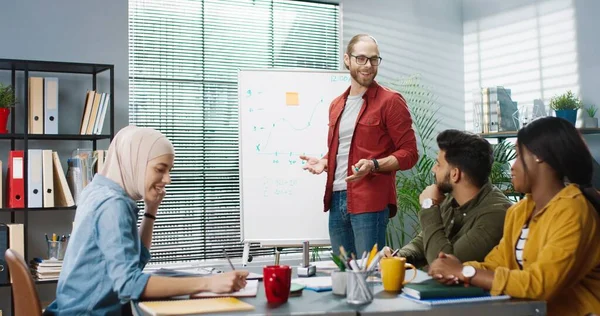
[380,257,417,292]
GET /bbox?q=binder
[44,77,59,134]
[80,91,95,135]
[0,160,3,208]
[52,152,75,207]
[95,93,110,135]
[27,149,43,208]
[28,77,44,134]
[7,151,25,209]
[42,150,54,207]
[92,93,106,135]
[86,92,102,134]
[0,224,8,284]
[6,223,24,283]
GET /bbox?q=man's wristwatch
[421,198,435,209]
[462,265,476,287]
[371,159,380,172]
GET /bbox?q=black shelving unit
[0,59,115,313]
[481,128,600,141]
[0,134,111,141]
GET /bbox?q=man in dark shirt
[384,130,512,268]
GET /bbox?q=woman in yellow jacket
[429,116,600,316]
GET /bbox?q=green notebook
[402,279,485,300]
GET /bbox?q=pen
[391,249,400,257]
[339,246,348,261]
[45,234,49,242]
[222,248,235,271]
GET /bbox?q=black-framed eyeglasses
[350,54,382,66]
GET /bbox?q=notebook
[191,280,259,298]
[400,293,511,306]
[139,297,254,315]
[151,268,262,280]
[402,279,485,299]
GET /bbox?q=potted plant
[0,83,17,134]
[584,104,598,128]
[550,90,581,125]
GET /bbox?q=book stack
[401,279,510,306]
[30,258,63,281]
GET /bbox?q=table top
[134,261,546,316]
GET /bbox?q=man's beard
[349,67,376,87]
[435,172,453,194]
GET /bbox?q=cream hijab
[99,125,174,201]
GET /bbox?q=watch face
[421,198,433,209]
[462,265,476,278]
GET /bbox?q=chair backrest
[5,249,42,316]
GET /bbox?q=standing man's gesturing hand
[300,155,327,175]
[345,158,374,182]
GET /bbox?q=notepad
[139,297,254,315]
[191,280,259,298]
[312,260,339,272]
[400,293,511,306]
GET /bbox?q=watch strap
[371,159,380,172]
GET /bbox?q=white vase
[583,117,598,128]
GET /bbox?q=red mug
[263,265,292,303]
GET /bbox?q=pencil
[222,248,235,271]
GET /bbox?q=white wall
[0,1,128,313]
[463,0,580,131]
[341,0,466,132]
[462,0,600,155]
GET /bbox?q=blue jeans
[329,191,389,258]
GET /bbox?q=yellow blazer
[465,184,600,316]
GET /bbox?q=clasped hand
[428,252,464,285]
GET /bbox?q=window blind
[129,0,339,262]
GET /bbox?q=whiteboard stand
[297,241,316,277]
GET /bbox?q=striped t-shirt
[515,223,529,268]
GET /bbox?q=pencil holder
[58,240,68,260]
[47,241,61,260]
[346,270,373,305]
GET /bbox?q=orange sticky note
[286,92,299,106]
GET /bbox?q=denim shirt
[45,175,151,315]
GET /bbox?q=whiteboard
[239,69,351,246]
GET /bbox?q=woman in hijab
[46,126,248,315]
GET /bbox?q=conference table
[133,260,546,316]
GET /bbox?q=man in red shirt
[300,34,418,257]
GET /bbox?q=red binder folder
[7,150,25,208]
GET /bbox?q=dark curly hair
[436,129,494,188]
